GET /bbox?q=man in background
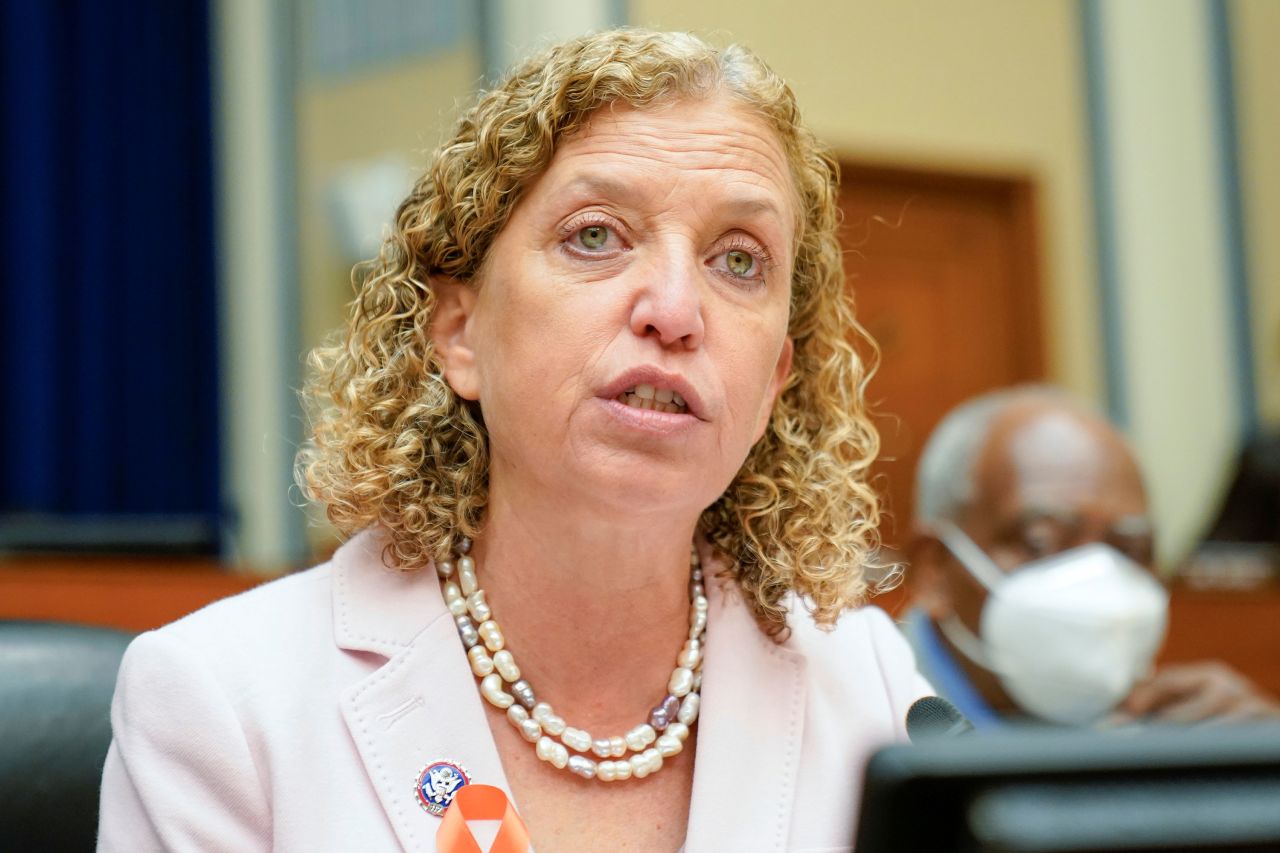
[903,386,1279,728]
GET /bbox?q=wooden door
[839,164,1045,555]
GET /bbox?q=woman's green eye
[579,226,608,249]
[726,249,755,276]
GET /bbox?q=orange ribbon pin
[436,784,532,853]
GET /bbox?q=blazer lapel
[683,572,808,853]
[332,532,513,852]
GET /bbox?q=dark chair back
[0,621,133,852]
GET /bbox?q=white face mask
[933,520,1169,726]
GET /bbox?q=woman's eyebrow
[555,173,645,205]
[720,195,787,222]
[555,173,789,225]
[722,196,794,244]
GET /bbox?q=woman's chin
[559,458,723,520]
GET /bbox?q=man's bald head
[915,387,1095,524]
[914,385,1153,570]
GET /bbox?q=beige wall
[1233,0,1280,427]
[631,0,1101,404]
[296,46,481,355]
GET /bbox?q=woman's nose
[627,247,705,350]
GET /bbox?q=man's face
[927,404,1154,631]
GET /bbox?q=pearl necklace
[437,537,706,782]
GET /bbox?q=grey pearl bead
[458,536,472,554]
[455,614,480,649]
[689,582,705,601]
[650,692,682,730]
[691,567,703,582]
[511,679,537,710]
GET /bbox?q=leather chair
[0,621,133,851]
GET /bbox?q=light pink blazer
[98,531,931,851]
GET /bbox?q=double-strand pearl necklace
[437,537,706,782]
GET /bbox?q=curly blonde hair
[299,28,881,635]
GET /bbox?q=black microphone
[906,696,975,742]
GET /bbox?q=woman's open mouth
[615,384,689,415]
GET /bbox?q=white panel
[1096,0,1240,562]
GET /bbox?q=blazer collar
[332,529,448,658]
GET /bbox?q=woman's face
[438,95,797,519]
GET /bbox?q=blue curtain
[0,1,221,549]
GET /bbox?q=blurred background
[1,0,1277,688]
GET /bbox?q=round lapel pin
[414,759,472,816]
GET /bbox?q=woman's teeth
[616,384,688,414]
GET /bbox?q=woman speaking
[98,28,929,852]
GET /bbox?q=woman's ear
[429,279,481,401]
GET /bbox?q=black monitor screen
[855,724,1280,852]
